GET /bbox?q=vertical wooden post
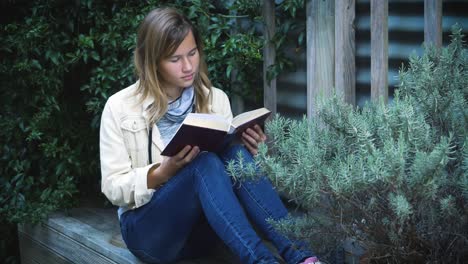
[228,0,244,115]
[307,0,335,118]
[370,0,388,103]
[263,0,276,115]
[335,0,356,106]
[424,0,443,48]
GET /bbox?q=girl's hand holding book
[161,145,200,176]
[241,124,267,156]
[147,145,200,189]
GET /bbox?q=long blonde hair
[134,7,211,125]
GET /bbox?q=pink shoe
[299,256,320,264]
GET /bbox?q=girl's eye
[170,57,179,62]
[189,50,197,56]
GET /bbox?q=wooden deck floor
[18,206,239,264]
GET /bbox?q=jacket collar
[141,85,212,113]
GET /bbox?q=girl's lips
[182,73,193,81]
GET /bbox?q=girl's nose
[182,57,192,72]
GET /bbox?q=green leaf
[226,64,233,78]
[31,59,42,69]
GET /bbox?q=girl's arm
[100,100,155,208]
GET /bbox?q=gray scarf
[156,87,195,146]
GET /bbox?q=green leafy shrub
[230,26,468,263]
[0,0,267,261]
[0,0,312,261]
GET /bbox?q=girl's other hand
[148,145,199,189]
[241,124,267,156]
[161,145,200,177]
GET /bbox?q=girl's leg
[120,151,278,264]
[176,214,223,260]
[220,145,315,264]
[120,156,207,263]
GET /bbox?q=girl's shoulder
[104,82,142,114]
[107,82,139,104]
[206,86,231,117]
[207,86,228,101]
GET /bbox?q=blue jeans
[120,145,314,264]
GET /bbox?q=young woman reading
[100,7,321,264]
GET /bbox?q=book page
[231,108,270,128]
[183,113,230,132]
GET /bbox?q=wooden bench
[18,205,239,264]
[17,202,362,263]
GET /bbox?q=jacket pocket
[120,116,148,168]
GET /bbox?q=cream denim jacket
[100,82,233,210]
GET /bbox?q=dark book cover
[160,108,271,156]
[231,112,271,135]
[160,124,228,156]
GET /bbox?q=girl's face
[159,30,200,98]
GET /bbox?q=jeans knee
[229,144,248,154]
[195,151,225,172]
[225,144,252,162]
[197,151,221,164]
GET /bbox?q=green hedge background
[0,0,305,262]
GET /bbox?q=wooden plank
[46,212,142,264]
[67,207,238,263]
[370,0,388,103]
[19,222,119,264]
[335,0,356,106]
[67,207,126,249]
[19,255,41,264]
[263,0,277,115]
[424,0,442,48]
[19,211,141,264]
[18,230,71,264]
[19,207,239,264]
[307,0,335,118]
[69,207,119,235]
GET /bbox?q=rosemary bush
[230,26,468,263]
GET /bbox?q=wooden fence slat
[370,0,388,103]
[228,5,245,116]
[263,0,277,115]
[335,0,356,106]
[424,0,443,48]
[307,0,335,118]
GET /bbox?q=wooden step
[18,206,239,264]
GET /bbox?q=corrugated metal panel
[276,0,468,119]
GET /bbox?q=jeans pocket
[128,248,161,264]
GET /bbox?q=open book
[160,107,271,156]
